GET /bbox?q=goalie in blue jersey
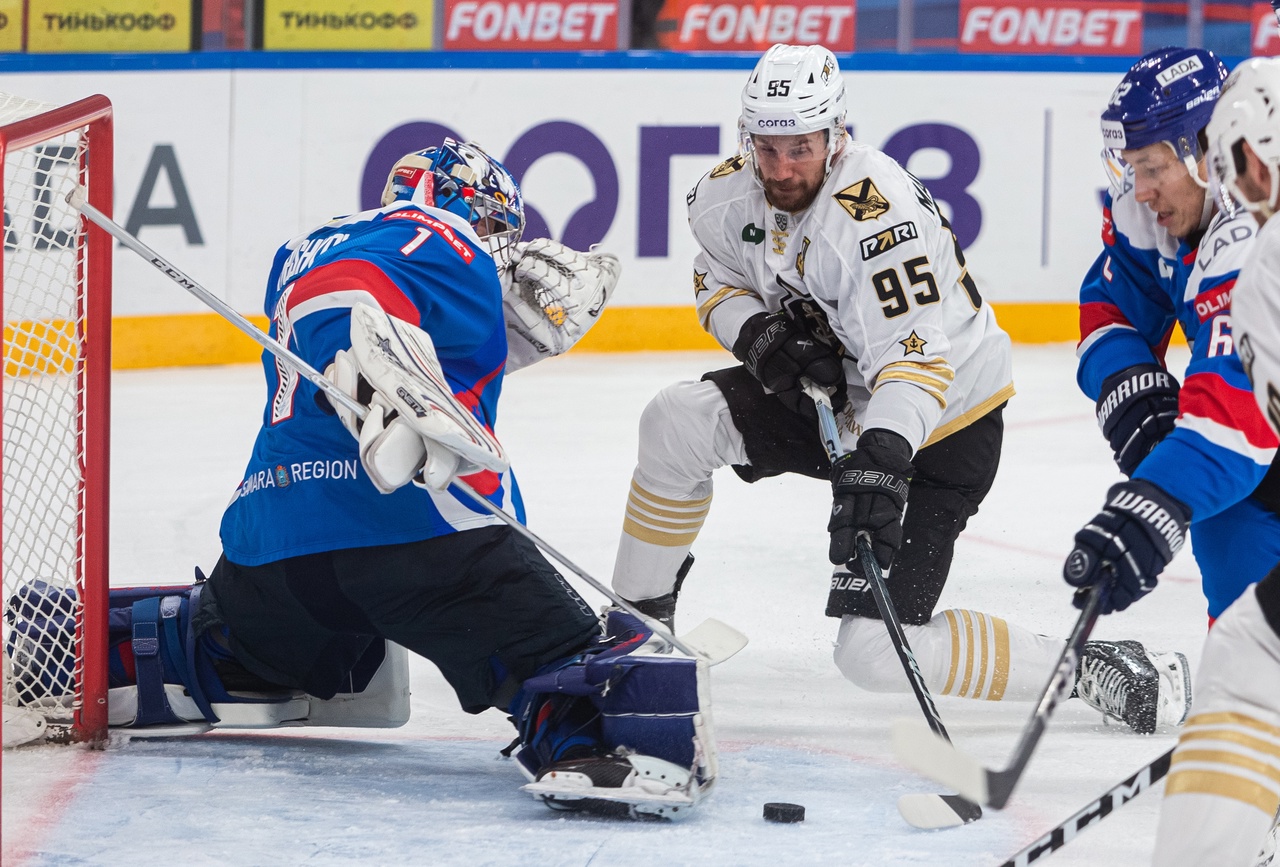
[21,139,718,819]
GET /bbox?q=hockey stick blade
[893,717,992,805]
[897,792,984,829]
[996,749,1172,866]
[892,586,1105,810]
[678,618,748,666]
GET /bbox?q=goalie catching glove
[503,238,619,372]
[326,302,508,493]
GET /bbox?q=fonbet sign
[960,0,1142,54]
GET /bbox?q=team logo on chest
[834,177,891,222]
[711,155,746,178]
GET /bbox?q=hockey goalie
[5,138,717,820]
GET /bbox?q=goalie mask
[1207,57,1280,221]
[381,139,525,270]
[739,43,849,179]
[1100,46,1229,194]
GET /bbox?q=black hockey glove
[828,429,914,570]
[1095,363,1180,478]
[1063,479,1190,615]
[733,311,846,418]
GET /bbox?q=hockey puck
[763,802,805,823]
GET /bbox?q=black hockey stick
[807,385,982,828]
[892,583,1106,809]
[995,747,1171,866]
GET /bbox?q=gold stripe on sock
[1184,713,1280,741]
[1172,749,1280,787]
[1178,729,1280,760]
[972,612,989,700]
[624,503,708,532]
[988,616,1010,702]
[958,609,976,698]
[621,517,701,547]
[629,480,712,511]
[943,610,961,696]
[1165,769,1280,817]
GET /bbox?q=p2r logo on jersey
[860,221,918,260]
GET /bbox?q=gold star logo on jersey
[710,155,746,178]
[899,331,928,356]
[693,270,707,293]
[834,178,890,222]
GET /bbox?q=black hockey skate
[619,554,694,634]
[1074,640,1191,734]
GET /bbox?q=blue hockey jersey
[219,203,521,566]
[1077,177,1278,522]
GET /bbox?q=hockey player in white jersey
[609,42,1180,732]
[1140,56,1280,867]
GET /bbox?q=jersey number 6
[872,256,939,319]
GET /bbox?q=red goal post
[1,93,112,746]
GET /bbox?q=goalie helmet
[380,139,524,270]
[1100,46,1228,192]
[1207,57,1280,219]
[739,43,848,174]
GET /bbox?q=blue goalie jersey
[219,203,521,566]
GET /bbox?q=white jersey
[688,139,1014,452]
[1233,212,1280,440]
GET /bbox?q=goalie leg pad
[510,610,717,818]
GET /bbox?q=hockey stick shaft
[71,189,734,664]
[996,748,1172,866]
[984,583,1104,807]
[810,386,952,741]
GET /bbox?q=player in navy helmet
[1064,46,1280,736]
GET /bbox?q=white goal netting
[1,92,105,747]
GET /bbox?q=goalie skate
[1075,640,1191,734]
[522,752,702,820]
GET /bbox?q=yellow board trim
[104,302,1179,370]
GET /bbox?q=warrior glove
[733,311,846,419]
[1063,479,1190,615]
[1096,363,1180,478]
[828,429,914,570]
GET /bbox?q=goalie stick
[70,186,748,668]
[807,385,982,829]
[891,583,1105,809]
[995,748,1171,866]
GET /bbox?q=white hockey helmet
[739,44,848,168]
[1207,57,1280,219]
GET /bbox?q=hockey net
[1,93,113,747]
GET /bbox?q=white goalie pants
[1152,585,1280,867]
[611,379,1065,702]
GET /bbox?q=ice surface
[3,345,1210,866]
